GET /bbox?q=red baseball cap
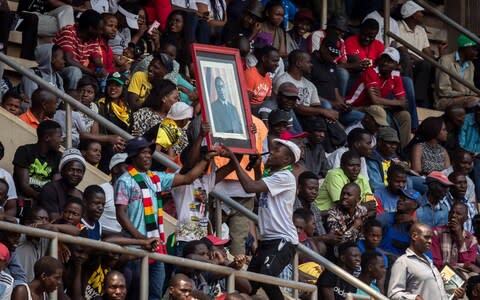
[426,171,454,186]
[0,243,10,262]
[205,235,230,246]
[279,130,309,140]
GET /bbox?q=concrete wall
[0,107,176,233]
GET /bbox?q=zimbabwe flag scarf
[128,166,166,257]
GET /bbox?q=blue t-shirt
[356,240,388,269]
[374,187,399,213]
[81,219,102,240]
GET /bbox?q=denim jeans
[321,99,365,127]
[61,66,83,90]
[184,12,211,44]
[125,259,165,300]
[336,67,350,97]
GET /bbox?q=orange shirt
[214,116,268,180]
[19,109,42,129]
[245,67,272,106]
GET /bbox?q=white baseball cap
[109,153,128,171]
[118,5,139,30]
[401,1,424,19]
[272,138,301,163]
[166,102,194,120]
[382,47,400,63]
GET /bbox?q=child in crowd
[79,139,102,167]
[11,256,64,300]
[1,90,22,116]
[356,251,386,296]
[80,185,105,240]
[77,76,99,133]
[53,89,88,148]
[0,242,13,300]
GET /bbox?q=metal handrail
[0,52,179,171]
[387,31,480,96]
[346,293,372,300]
[413,0,480,46]
[0,221,318,298]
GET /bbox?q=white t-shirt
[0,169,17,200]
[258,170,298,244]
[273,72,321,107]
[0,271,13,300]
[171,172,216,242]
[99,182,122,233]
[214,180,255,198]
[326,146,370,180]
[363,11,400,45]
[53,110,87,148]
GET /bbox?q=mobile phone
[148,21,160,35]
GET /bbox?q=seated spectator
[410,116,450,175]
[0,242,13,299]
[77,76,100,133]
[37,148,86,220]
[356,251,386,296]
[165,273,193,300]
[398,1,435,106]
[344,19,384,82]
[265,109,290,149]
[444,106,466,157]
[293,209,324,258]
[0,142,17,217]
[13,120,62,208]
[21,44,65,101]
[53,91,87,148]
[127,53,174,110]
[17,0,74,38]
[53,10,105,90]
[221,1,263,44]
[273,50,339,124]
[294,171,325,236]
[357,220,388,269]
[327,128,373,180]
[443,149,476,204]
[311,32,365,127]
[11,256,63,299]
[79,139,102,167]
[245,46,279,113]
[302,118,328,178]
[459,108,480,200]
[374,164,408,213]
[110,3,144,56]
[19,89,57,129]
[316,243,360,299]
[100,270,127,300]
[286,10,313,53]
[326,183,368,245]
[258,82,303,133]
[99,153,127,233]
[0,221,26,286]
[416,171,453,228]
[363,0,400,46]
[317,151,372,212]
[1,90,22,116]
[57,197,83,227]
[377,188,420,256]
[446,172,477,233]
[431,202,477,269]
[100,14,118,76]
[257,1,286,56]
[345,105,390,148]
[345,47,411,148]
[308,15,349,96]
[436,34,480,110]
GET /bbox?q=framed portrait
[191,43,256,154]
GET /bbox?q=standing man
[114,137,217,299]
[211,77,243,134]
[388,223,463,300]
[219,139,301,300]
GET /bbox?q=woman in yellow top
[97,72,132,172]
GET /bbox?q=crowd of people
[2,0,480,299]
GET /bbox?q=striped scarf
[128,166,166,256]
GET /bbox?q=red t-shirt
[245,67,272,105]
[345,67,405,107]
[53,24,101,70]
[99,39,116,74]
[345,35,385,61]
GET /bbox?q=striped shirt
[345,66,405,107]
[53,25,101,68]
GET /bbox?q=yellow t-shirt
[127,71,152,104]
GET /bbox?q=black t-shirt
[37,179,81,216]
[309,55,338,102]
[12,144,61,194]
[316,269,356,300]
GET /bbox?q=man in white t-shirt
[219,138,300,300]
[99,153,127,233]
[273,50,339,124]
